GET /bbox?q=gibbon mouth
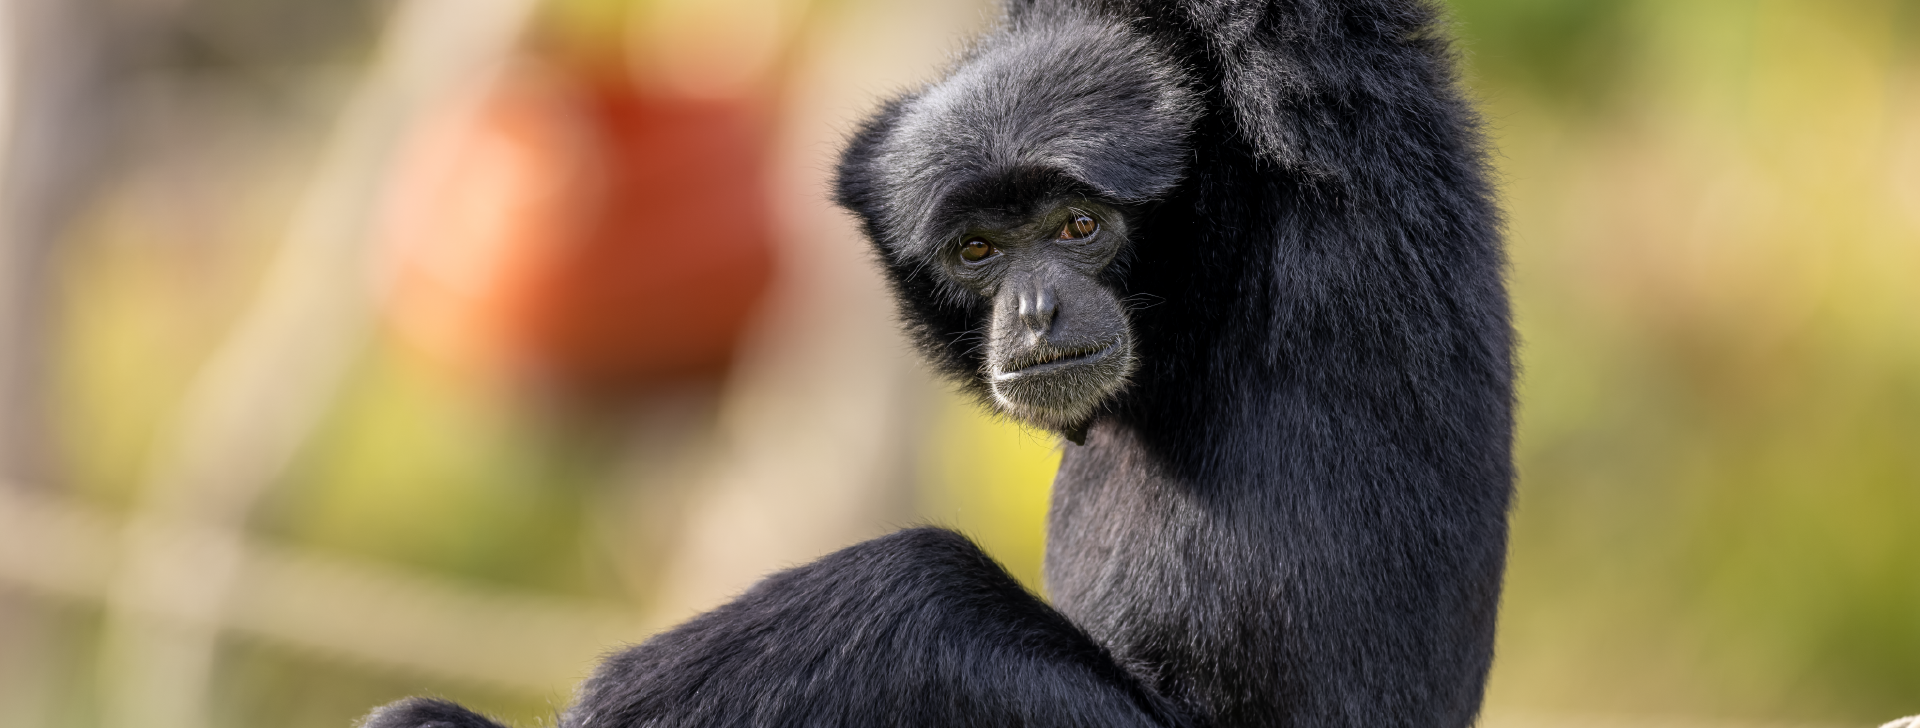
[995,342,1116,380]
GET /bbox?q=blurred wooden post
[0,2,110,727]
[0,0,107,491]
[92,2,538,728]
[640,0,989,624]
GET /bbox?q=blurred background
[0,0,1913,726]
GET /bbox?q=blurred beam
[5,481,1878,723]
[0,486,650,693]
[94,1,540,727]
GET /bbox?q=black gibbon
[364,0,1512,726]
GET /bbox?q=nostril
[1020,285,1057,335]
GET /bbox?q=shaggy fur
[361,698,512,728]
[362,0,1511,726]
[869,4,1200,264]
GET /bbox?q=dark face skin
[943,200,1136,440]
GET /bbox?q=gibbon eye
[960,238,996,262]
[1059,214,1098,239]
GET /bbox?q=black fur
[360,698,512,728]
[564,529,1187,728]
[362,0,1510,726]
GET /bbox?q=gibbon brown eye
[960,238,996,262]
[1060,214,1098,239]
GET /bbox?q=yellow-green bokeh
[918,392,1061,593]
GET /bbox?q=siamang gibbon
[364,0,1512,726]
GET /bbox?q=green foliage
[1448,0,1920,719]
[1445,0,1634,107]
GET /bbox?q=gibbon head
[836,6,1199,441]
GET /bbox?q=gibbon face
[942,200,1136,436]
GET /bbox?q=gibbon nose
[1017,281,1058,337]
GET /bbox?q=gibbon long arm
[365,531,1183,728]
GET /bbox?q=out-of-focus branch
[0,486,650,692]
[637,0,973,626]
[95,1,540,727]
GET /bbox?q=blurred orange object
[380,58,777,400]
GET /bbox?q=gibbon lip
[995,342,1116,380]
